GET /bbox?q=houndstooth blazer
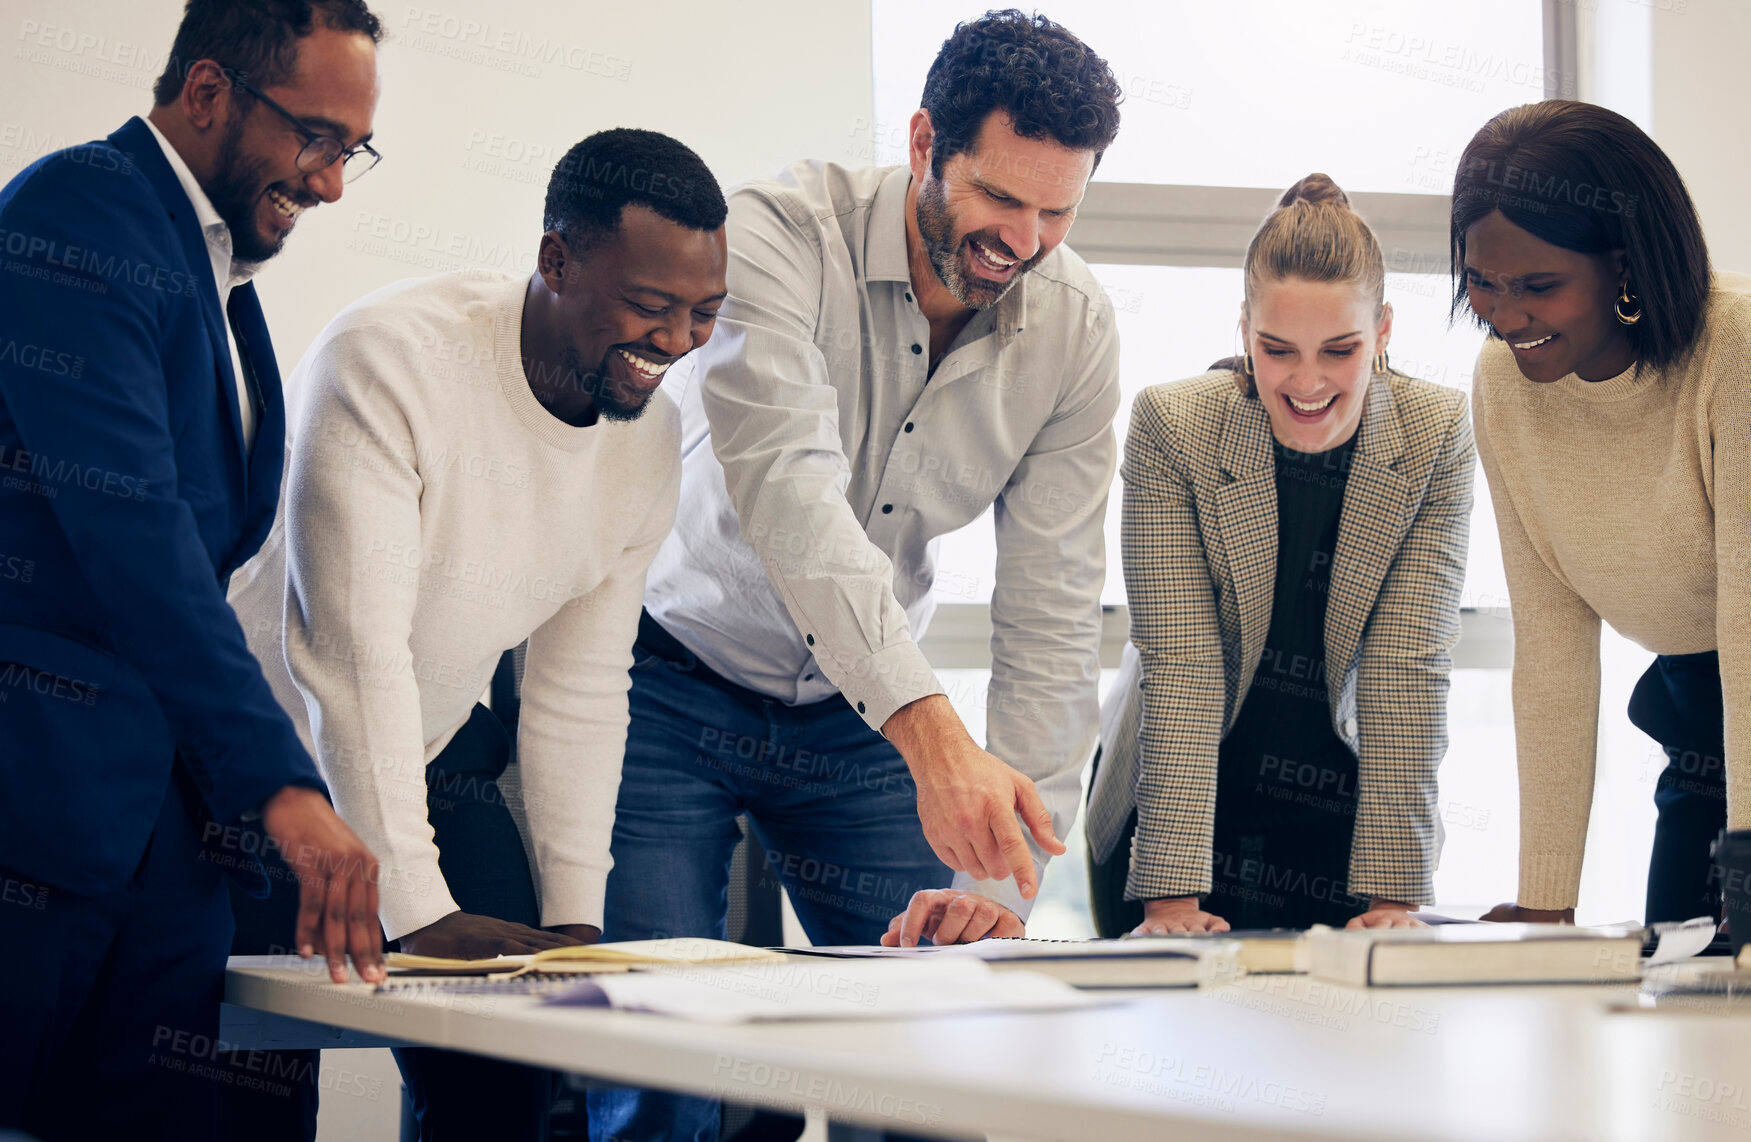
[1087,368,1475,905]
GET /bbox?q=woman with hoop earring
[1454,100,1751,926]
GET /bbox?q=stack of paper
[544,957,1101,1022]
[794,936,1241,988]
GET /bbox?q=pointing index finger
[991,806,1037,899]
[1015,779,1065,856]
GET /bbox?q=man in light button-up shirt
[596,12,1123,1138]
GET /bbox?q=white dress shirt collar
[865,164,1031,339]
[140,116,259,452]
[140,116,261,290]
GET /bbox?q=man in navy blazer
[0,2,388,1138]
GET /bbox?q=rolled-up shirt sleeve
[698,189,944,729]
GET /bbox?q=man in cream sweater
[227,128,726,1141]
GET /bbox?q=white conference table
[223,955,1751,1142]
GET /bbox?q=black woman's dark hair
[1449,100,1711,371]
[153,0,383,105]
[919,9,1122,175]
[544,129,727,254]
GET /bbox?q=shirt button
[911,343,922,355]
[857,701,867,714]
[1343,717,1358,737]
[904,422,914,433]
[905,292,913,302]
[881,504,893,514]
[804,672,815,681]
[806,634,814,646]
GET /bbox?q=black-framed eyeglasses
[224,68,381,184]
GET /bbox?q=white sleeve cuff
[377,854,461,944]
[950,862,1043,925]
[536,862,610,932]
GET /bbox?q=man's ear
[906,109,935,182]
[537,231,570,292]
[180,59,231,132]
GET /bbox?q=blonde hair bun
[1278,172,1350,210]
[1243,172,1383,311]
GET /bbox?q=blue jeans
[588,612,950,1142]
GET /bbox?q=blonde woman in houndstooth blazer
[1084,174,1475,935]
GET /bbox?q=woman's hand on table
[1346,899,1426,929]
[1131,896,1230,935]
[1480,902,1576,924]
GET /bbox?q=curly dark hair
[1449,100,1711,372]
[153,0,383,105]
[544,129,727,254]
[919,9,1122,175]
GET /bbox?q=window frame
[915,1,1581,673]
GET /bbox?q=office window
[874,0,1548,192]
[887,1,1661,927]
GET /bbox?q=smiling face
[1243,278,1390,454]
[201,25,379,263]
[908,109,1094,310]
[539,203,728,423]
[1463,209,1635,383]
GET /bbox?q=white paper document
[543,956,1103,1022]
[1646,917,1720,965]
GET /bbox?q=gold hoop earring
[1242,352,1255,377]
[1615,282,1642,326]
[1373,349,1389,375]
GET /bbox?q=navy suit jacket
[0,116,322,895]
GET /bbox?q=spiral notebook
[381,937,787,983]
[376,974,589,996]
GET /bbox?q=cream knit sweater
[229,270,680,939]
[1473,273,1751,910]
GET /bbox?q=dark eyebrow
[297,114,372,146]
[970,175,1080,215]
[626,285,729,305]
[1464,267,1565,291]
[1256,330,1363,345]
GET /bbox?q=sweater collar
[495,274,604,452]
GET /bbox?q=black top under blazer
[1088,368,1475,906]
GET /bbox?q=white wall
[1649,0,1751,272]
[2,5,874,1136]
[1,0,876,369]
